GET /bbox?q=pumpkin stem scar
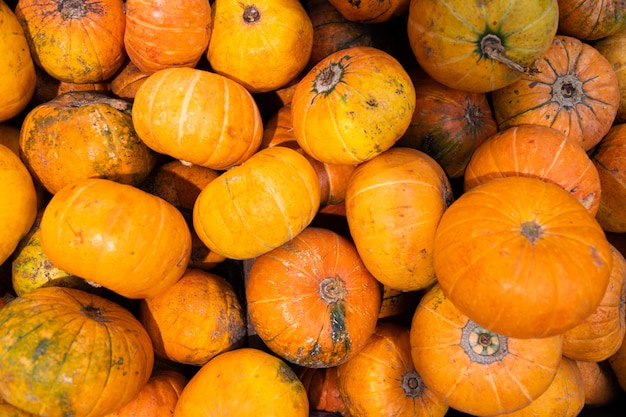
[480,34,538,74]
[319,276,348,303]
[402,369,425,398]
[520,220,543,243]
[242,4,261,24]
[81,304,111,322]
[311,56,350,101]
[461,320,508,364]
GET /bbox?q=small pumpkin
[576,359,622,407]
[0,286,154,417]
[557,0,626,40]
[296,366,348,416]
[109,59,151,102]
[327,0,409,23]
[594,29,626,124]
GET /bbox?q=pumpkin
[557,0,626,40]
[0,0,36,122]
[609,335,626,392]
[296,366,349,416]
[463,124,602,216]
[592,123,626,232]
[207,0,313,93]
[345,147,452,292]
[40,178,192,299]
[132,67,263,170]
[15,0,126,83]
[109,59,151,102]
[336,321,449,417]
[396,72,498,178]
[492,35,620,151]
[594,29,626,124]
[19,91,157,195]
[0,143,38,265]
[0,397,36,416]
[174,347,309,417]
[378,285,421,320]
[193,146,321,260]
[104,369,187,417]
[0,122,21,155]
[123,0,212,74]
[0,286,154,417]
[291,46,416,165]
[576,359,622,407]
[406,0,559,93]
[246,227,382,368]
[410,283,564,416]
[327,0,409,23]
[31,66,112,107]
[562,244,626,362]
[433,176,613,339]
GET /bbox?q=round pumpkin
[410,283,564,416]
[433,176,613,339]
[193,146,321,260]
[492,35,620,151]
[406,0,559,93]
[174,347,309,417]
[345,147,453,292]
[19,91,158,194]
[0,0,36,122]
[207,0,313,93]
[290,46,416,165]
[132,67,263,170]
[557,0,626,40]
[296,365,348,416]
[594,29,626,124]
[576,359,622,407]
[15,0,126,83]
[40,178,192,299]
[123,0,212,74]
[0,286,154,417]
[246,227,382,368]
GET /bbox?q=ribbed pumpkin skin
[15,0,126,83]
[406,0,559,93]
[557,0,626,40]
[0,287,154,417]
[595,30,626,124]
[193,146,321,260]
[246,227,382,368]
[327,0,409,23]
[433,176,613,339]
[40,178,192,299]
[132,67,263,170]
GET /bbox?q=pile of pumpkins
[1,0,626,415]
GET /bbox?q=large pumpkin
[433,176,613,339]
[0,286,154,417]
[290,46,416,165]
[406,0,559,93]
[246,227,382,368]
[40,178,192,299]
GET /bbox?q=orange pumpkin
[0,122,20,155]
[594,29,626,124]
[492,35,620,151]
[609,335,626,392]
[0,287,154,417]
[576,359,622,407]
[406,0,559,93]
[433,176,613,339]
[15,0,126,83]
[246,227,382,368]
[109,59,151,102]
[19,91,157,194]
[40,178,192,299]
[410,284,564,416]
[207,0,313,93]
[463,124,602,216]
[557,0,626,40]
[124,0,212,74]
[345,147,452,292]
[296,366,348,416]
[132,67,263,170]
[0,396,35,416]
[327,0,409,23]
[174,347,309,417]
[337,322,449,417]
[290,46,416,165]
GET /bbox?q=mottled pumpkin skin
[327,0,409,23]
[407,0,559,93]
[0,287,154,417]
[246,227,382,368]
[595,30,626,124]
[593,124,626,233]
[557,0,626,40]
[0,396,36,416]
[174,348,309,417]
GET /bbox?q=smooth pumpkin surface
[594,29,626,124]
[433,176,613,339]
[0,287,154,417]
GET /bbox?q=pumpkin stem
[401,370,424,398]
[58,0,88,19]
[480,34,538,74]
[312,57,349,98]
[81,305,111,323]
[521,220,543,243]
[460,320,508,364]
[319,276,347,304]
[551,74,584,107]
[242,4,261,24]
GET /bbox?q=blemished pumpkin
[207,0,313,93]
[40,178,192,299]
[433,176,613,339]
[193,146,321,260]
[336,322,449,417]
[174,348,309,417]
[327,0,409,23]
[15,0,126,83]
[406,0,559,93]
[0,287,154,417]
[410,284,564,416]
[246,227,382,368]
[296,365,349,416]
[0,0,36,122]
[345,147,452,292]
[463,124,602,216]
[19,91,158,195]
[123,0,212,74]
[0,397,35,416]
[557,0,626,41]
[132,67,263,170]
[291,46,416,165]
[594,29,626,124]
[492,35,620,151]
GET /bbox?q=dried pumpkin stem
[521,220,544,243]
[402,370,424,398]
[81,305,111,323]
[59,0,88,19]
[480,34,537,74]
[243,4,261,23]
[319,276,347,304]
